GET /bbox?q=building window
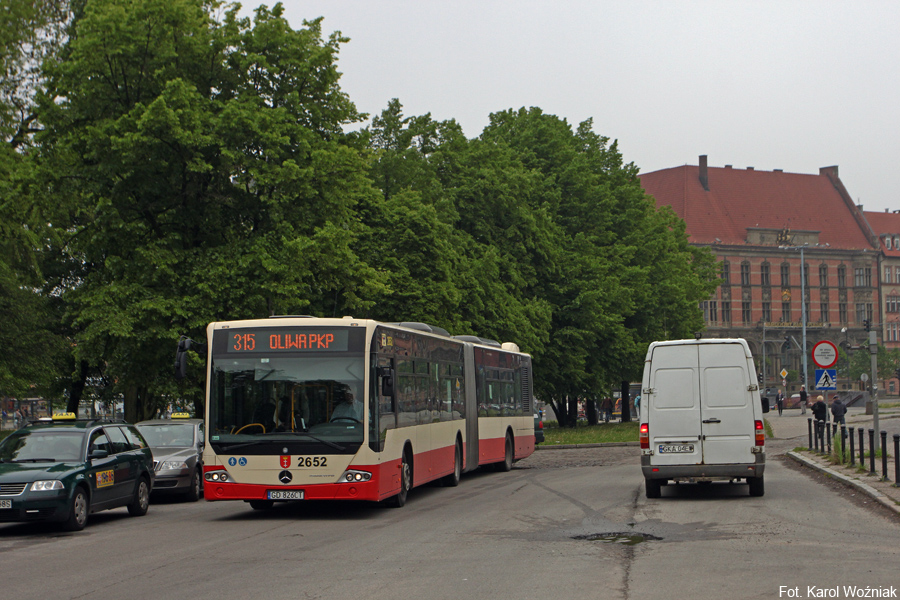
[889,294,900,313]
[886,267,893,285]
[895,267,900,283]
[838,265,846,288]
[741,262,751,286]
[722,301,731,323]
[856,303,869,323]
[839,302,847,323]
[867,303,874,322]
[780,263,790,287]
[855,267,872,287]
[782,302,791,322]
[762,302,771,322]
[819,264,828,287]
[742,301,752,324]
[761,263,770,286]
[721,261,730,285]
[820,302,828,322]
[701,300,718,323]
[803,263,810,288]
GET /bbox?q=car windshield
[0,430,84,463]
[136,423,195,447]
[209,354,365,446]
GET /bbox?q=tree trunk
[66,360,90,414]
[586,399,598,425]
[620,381,631,422]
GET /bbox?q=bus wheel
[497,434,513,472]
[249,500,274,510]
[385,448,412,508]
[442,441,462,487]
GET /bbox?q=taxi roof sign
[171,412,192,419]
[52,412,77,420]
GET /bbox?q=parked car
[0,415,154,531]
[136,414,204,502]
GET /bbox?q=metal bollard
[813,420,819,452]
[894,434,899,488]
[841,426,848,464]
[869,429,876,475]
[826,421,832,455]
[808,418,813,449]
[848,426,855,466]
[881,431,889,481]
[859,428,865,467]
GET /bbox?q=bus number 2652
[298,457,327,468]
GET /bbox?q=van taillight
[538,421,543,430]
[640,423,649,449]
[755,420,765,446]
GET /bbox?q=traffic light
[864,319,871,332]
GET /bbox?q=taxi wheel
[127,477,150,516]
[62,487,89,532]
[186,468,202,502]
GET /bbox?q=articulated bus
[202,316,535,508]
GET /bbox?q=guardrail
[807,418,900,487]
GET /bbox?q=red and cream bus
[202,317,535,509]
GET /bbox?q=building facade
[640,157,880,396]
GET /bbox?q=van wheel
[645,478,662,499]
[748,475,765,497]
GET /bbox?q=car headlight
[160,460,188,471]
[31,480,65,491]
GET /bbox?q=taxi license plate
[659,444,694,454]
[267,490,304,500]
[0,499,11,509]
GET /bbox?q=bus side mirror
[174,338,191,380]
[377,367,395,397]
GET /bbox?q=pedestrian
[633,395,641,420]
[599,397,612,423]
[775,389,784,416]
[830,394,846,426]
[799,384,808,415]
[811,395,827,422]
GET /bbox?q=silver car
[135,416,204,502]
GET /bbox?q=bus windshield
[208,354,365,448]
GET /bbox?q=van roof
[647,338,752,356]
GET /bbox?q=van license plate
[659,444,694,454]
[267,490,304,500]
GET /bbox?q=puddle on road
[573,532,662,545]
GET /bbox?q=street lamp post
[781,243,809,412]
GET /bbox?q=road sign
[814,369,837,390]
[780,368,789,379]
[812,340,838,368]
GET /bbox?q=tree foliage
[2,2,718,425]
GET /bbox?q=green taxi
[0,415,155,531]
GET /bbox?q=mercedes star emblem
[279,470,293,484]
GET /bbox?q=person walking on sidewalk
[799,385,808,415]
[776,389,784,416]
[830,395,846,426]
[811,395,827,422]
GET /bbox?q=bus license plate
[267,490,304,500]
[0,500,11,509]
[659,444,694,454]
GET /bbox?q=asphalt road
[2,445,898,600]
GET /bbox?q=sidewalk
[768,405,900,517]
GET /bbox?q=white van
[639,338,768,498]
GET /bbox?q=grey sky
[271,1,900,212]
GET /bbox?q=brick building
[862,210,900,394]
[640,156,880,395]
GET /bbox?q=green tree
[33,0,380,419]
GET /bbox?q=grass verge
[539,420,639,445]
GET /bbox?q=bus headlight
[340,470,372,483]
[204,470,235,483]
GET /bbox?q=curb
[786,451,900,516]
[536,441,639,450]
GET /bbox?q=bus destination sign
[221,328,351,353]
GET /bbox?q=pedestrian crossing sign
[814,369,837,390]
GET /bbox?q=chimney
[699,155,709,191]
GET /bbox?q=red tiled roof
[864,210,900,257]
[639,163,875,250]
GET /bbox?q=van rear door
[647,344,702,466]
[698,343,754,465]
